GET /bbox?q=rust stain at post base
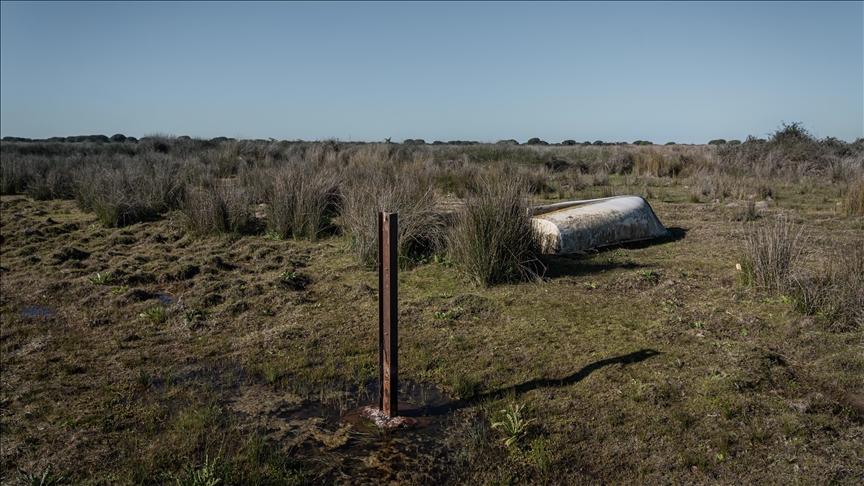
[379,212,398,418]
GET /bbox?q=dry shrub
[265,164,341,240]
[447,173,541,286]
[741,215,806,294]
[340,169,444,268]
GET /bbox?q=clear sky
[1,1,862,144]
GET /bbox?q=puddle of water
[230,378,464,482]
[155,294,174,305]
[21,305,54,317]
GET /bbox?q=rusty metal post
[378,212,398,417]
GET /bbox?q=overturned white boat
[531,195,669,254]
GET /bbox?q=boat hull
[532,195,669,254]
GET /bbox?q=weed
[17,463,67,486]
[434,254,454,267]
[184,309,203,325]
[136,369,152,389]
[163,455,223,486]
[89,272,113,285]
[139,305,166,324]
[111,285,129,294]
[491,403,535,448]
[637,269,659,281]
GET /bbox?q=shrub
[447,174,541,286]
[741,215,806,295]
[561,140,577,146]
[525,138,548,146]
[708,139,727,146]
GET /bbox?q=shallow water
[21,305,54,317]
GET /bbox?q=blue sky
[1,1,861,144]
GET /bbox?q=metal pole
[378,212,398,417]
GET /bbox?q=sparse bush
[447,174,541,286]
[741,215,806,295]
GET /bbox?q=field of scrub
[1,129,862,484]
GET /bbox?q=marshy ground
[1,133,862,484]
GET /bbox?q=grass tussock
[448,174,541,286]
[181,181,258,236]
[741,215,806,295]
[264,165,341,240]
[792,242,864,331]
[840,176,864,216]
[339,170,445,268]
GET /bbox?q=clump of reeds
[181,179,258,236]
[792,242,863,331]
[741,215,806,294]
[340,169,445,268]
[264,164,342,240]
[447,174,541,286]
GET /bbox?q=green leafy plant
[139,305,166,324]
[184,309,203,325]
[17,463,67,486]
[163,455,223,486]
[433,254,453,267]
[637,269,658,281]
[492,403,535,447]
[89,272,113,284]
[110,284,129,294]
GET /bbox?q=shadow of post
[421,349,662,416]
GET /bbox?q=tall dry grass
[339,166,445,268]
[264,164,341,240]
[792,242,864,331]
[741,215,807,295]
